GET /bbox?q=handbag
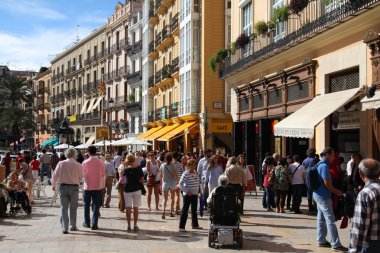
[140,183,146,196]
[268,169,275,184]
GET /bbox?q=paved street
[0,188,351,253]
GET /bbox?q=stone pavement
[0,187,351,253]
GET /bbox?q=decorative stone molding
[364,30,380,88]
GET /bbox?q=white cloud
[0,0,67,21]
[0,27,93,71]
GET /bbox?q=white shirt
[113,155,122,169]
[346,159,354,176]
[289,162,305,185]
[197,157,209,181]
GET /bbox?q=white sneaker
[179,228,186,232]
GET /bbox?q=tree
[0,106,35,148]
[0,75,32,106]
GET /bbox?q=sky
[0,0,120,71]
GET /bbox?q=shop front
[234,60,317,169]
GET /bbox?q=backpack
[306,161,325,192]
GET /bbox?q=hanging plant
[209,54,217,73]
[235,33,250,49]
[289,0,309,15]
[254,21,268,35]
[216,49,229,63]
[274,5,289,22]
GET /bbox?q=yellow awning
[146,124,181,141]
[137,126,163,140]
[158,121,198,141]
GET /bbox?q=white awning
[75,136,95,149]
[86,98,96,113]
[361,92,380,111]
[80,100,90,114]
[92,96,103,110]
[274,88,362,138]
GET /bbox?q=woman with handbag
[123,154,144,232]
[160,152,178,219]
[272,158,292,213]
[146,152,160,211]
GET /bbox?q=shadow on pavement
[0,219,32,226]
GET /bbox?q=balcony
[126,45,134,56]
[127,70,142,84]
[148,76,154,88]
[84,58,90,66]
[155,32,162,49]
[132,40,142,54]
[77,111,101,125]
[169,102,179,118]
[126,101,142,112]
[71,89,76,98]
[171,12,179,36]
[97,49,107,60]
[119,66,127,77]
[148,111,154,123]
[149,8,159,26]
[219,0,380,79]
[170,57,179,78]
[90,80,100,92]
[65,68,72,75]
[148,41,158,60]
[83,83,91,94]
[64,90,71,99]
[157,25,173,51]
[154,69,162,85]
[154,106,169,121]
[157,65,174,89]
[155,0,168,15]
[120,38,127,49]
[76,88,82,96]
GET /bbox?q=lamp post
[58,114,73,150]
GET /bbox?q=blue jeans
[313,195,342,248]
[40,163,51,181]
[264,186,275,209]
[59,185,79,231]
[83,190,102,227]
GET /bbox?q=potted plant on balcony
[229,42,237,55]
[235,33,250,49]
[289,0,309,15]
[274,5,289,22]
[216,49,229,63]
[267,21,276,32]
[254,21,268,37]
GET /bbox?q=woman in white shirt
[146,152,160,211]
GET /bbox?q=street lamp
[58,112,73,150]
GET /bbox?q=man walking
[82,145,106,230]
[348,158,380,253]
[313,147,347,252]
[303,148,318,213]
[51,148,83,234]
[289,155,306,214]
[50,150,60,173]
[39,149,51,182]
[103,153,115,208]
[197,149,212,208]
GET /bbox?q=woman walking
[178,159,202,232]
[263,156,276,211]
[206,155,223,195]
[160,152,178,219]
[272,158,292,213]
[146,152,160,211]
[20,157,34,204]
[117,154,126,212]
[123,154,144,232]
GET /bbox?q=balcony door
[273,0,286,42]
[242,2,252,57]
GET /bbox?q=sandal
[161,213,165,219]
[169,212,175,217]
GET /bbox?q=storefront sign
[210,122,232,133]
[333,111,360,130]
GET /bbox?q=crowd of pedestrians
[2,144,379,253]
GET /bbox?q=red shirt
[329,157,342,181]
[31,160,40,171]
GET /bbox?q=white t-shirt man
[289,162,306,185]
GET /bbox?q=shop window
[268,89,282,106]
[329,67,359,93]
[253,94,264,108]
[287,81,309,101]
[239,97,249,111]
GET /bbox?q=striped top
[175,161,183,183]
[179,170,200,195]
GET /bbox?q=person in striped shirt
[178,159,202,232]
[349,158,380,253]
[173,152,183,215]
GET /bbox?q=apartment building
[32,69,53,146]
[220,0,380,168]
[104,0,144,141]
[50,26,107,145]
[139,0,232,154]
